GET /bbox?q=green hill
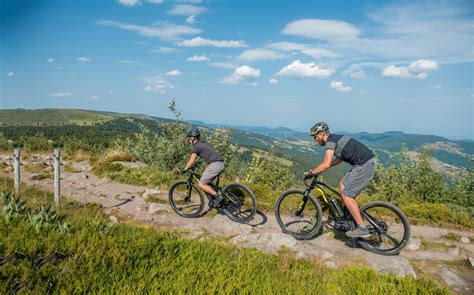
[0,108,470,177]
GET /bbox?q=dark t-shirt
[191,141,224,164]
[325,134,374,166]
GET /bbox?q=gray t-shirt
[326,134,374,166]
[191,141,224,164]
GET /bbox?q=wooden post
[54,148,61,206]
[14,148,20,193]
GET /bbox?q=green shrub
[22,135,52,151]
[401,202,472,228]
[0,136,12,151]
[93,162,175,189]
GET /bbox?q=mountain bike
[274,174,410,255]
[168,162,257,223]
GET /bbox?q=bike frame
[183,164,241,207]
[300,177,348,222]
[302,176,390,235]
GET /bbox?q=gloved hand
[180,168,188,174]
[303,170,314,179]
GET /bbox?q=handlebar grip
[303,174,318,187]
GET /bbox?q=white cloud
[275,3,473,66]
[150,46,179,54]
[330,81,352,92]
[47,58,54,63]
[186,15,197,24]
[268,42,338,58]
[77,57,91,62]
[434,85,442,89]
[88,96,99,100]
[143,76,174,93]
[382,65,412,79]
[220,65,260,85]
[282,19,360,42]
[6,72,14,77]
[186,55,209,62]
[382,59,438,79]
[108,90,113,93]
[365,2,473,63]
[131,41,149,45]
[275,60,334,79]
[416,72,428,80]
[147,0,163,3]
[120,59,143,65]
[97,20,201,40]
[269,78,279,85]
[118,0,140,6]
[408,59,439,72]
[168,4,207,15]
[349,70,368,80]
[179,36,248,48]
[165,70,182,76]
[209,62,238,69]
[238,48,285,61]
[50,92,72,97]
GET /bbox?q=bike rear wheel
[274,189,322,240]
[358,201,410,255]
[168,181,205,218]
[222,183,257,223]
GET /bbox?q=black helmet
[309,122,329,136]
[187,128,201,138]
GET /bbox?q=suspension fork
[184,177,195,201]
[298,190,311,213]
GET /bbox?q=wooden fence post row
[14,148,20,193]
[11,147,61,206]
[54,148,61,206]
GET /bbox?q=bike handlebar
[303,174,319,187]
[188,160,204,171]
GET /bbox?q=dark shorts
[341,158,376,198]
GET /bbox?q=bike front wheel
[221,183,257,223]
[274,189,322,240]
[358,201,411,256]
[168,181,205,218]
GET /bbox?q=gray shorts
[200,161,225,185]
[341,158,376,198]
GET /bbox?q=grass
[93,160,176,190]
[0,178,449,294]
[440,232,462,241]
[401,202,473,229]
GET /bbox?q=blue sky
[1,0,473,139]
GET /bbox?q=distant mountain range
[0,109,471,174]
[190,120,473,171]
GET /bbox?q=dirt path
[2,157,473,293]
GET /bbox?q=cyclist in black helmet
[305,122,376,238]
[183,128,225,208]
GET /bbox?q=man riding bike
[305,122,377,238]
[182,128,225,208]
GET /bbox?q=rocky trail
[2,155,473,293]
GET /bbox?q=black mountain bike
[168,162,257,223]
[274,174,410,255]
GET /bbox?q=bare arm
[330,157,343,167]
[184,153,197,171]
[311,149,335,175]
